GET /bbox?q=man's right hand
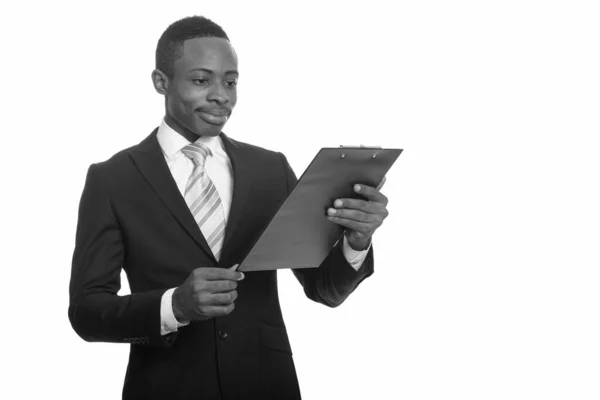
[172,266,244,322]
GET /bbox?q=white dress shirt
[156,120,371,335]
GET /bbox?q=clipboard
[238,147,403,272]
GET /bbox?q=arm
[293,239,375,308]
[68,164,169,347]
[276,153,376,308]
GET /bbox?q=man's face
[164,37,238,138]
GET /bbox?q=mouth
[196,109,230,125]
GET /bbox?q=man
[69,16,390,399]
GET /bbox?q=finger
[206,290,238,305]
[228,264,239,271]
[327,208,382,224]
[331,198,385,213]
[376,176,387,191]
[201,303,235,317]
[204,280,238,293]
[194,267,244,282]
[353,184,388,205]
[327,216,372,234]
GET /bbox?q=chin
[178,122,220,138]
[198,125,224,137]
[191,119,226,137]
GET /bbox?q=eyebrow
[188,67,239,75]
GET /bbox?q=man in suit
[69,16,390,399]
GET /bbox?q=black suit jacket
[69,129,374,399]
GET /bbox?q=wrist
[172,287,187,323]
[346,234,371,251]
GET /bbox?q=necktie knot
[181,142,212,167]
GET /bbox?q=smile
[196,110,229,125]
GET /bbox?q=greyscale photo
[3,2,598,399]
[68,16,392,399]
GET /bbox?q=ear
[152,69,169,95]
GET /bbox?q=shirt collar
[157,119,224,160]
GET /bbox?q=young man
[69,16,390,399]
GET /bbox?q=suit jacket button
[218,330,228,340]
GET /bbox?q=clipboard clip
[339,145,381,159]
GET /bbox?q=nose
[207,82,229,105]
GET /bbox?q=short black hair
[156,16,229,78]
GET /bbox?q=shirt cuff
[160,287,190,336]
[342,235,371,271]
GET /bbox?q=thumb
[229,264,240,271]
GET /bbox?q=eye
[192,78,209,86]
[224,80,237,88]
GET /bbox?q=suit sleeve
[277,153,375,308]
[68,164,173,347]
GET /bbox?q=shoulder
[87,146,136,181]
[221,134,291,170]
[222,134,282,159]
[91,129,159,174]
[222,134,296,189]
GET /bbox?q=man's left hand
[326,178,389,251]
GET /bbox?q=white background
[1,1,599,399]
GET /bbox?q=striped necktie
[181,142,226,261]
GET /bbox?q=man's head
[152,16,238,139]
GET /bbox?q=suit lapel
[129,129,215,261]
[220,133,253,261]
